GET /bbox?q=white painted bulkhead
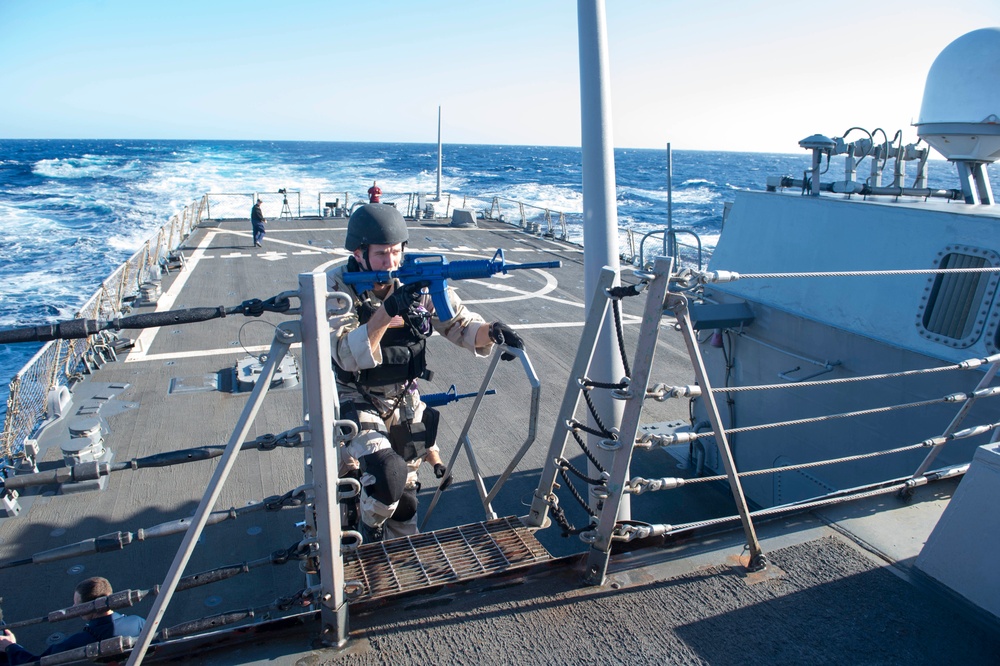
[692,189,1000,507]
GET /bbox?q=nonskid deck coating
[2,215,998,663]
[329,536,1000,666]
[0,215,695,659]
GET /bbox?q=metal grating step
[343,516,552,600]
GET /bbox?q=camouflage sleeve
[330,313,381,372]
[427,287,494,357]
[328,267,381,372]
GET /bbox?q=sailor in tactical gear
[328,203,523,542]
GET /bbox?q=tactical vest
[336,276,431,387]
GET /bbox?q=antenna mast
[436,106,442,201]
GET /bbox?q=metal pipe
[669,289,766,571]
[578,0,627,519]
[583,257,673,585]
[436,106,442,202]
[297,272,348,647]
[667,142,674,257]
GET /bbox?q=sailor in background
[367,180,381,203]
[0,577,144,665]
[250,197,266,247]
[328,204,522,541]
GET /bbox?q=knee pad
[359,448,407,506]
[390,490,418,522]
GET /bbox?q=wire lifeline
[642,393,974,445]
[698,266,1000,282]
[713,353,1000,393]
[635,440,936,491]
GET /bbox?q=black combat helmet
[345,204,409,251]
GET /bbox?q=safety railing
[0,196,207,462]
[207,192,302,220]
[1,185,698,467]
[0,276,351,663]
[203,189,708,274]
[479,196,572,240]
[526,258,1000,585]
[420,345,543,530]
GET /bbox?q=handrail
[419,344,543,530]
[637,227,704,270]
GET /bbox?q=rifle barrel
[507,260,562,271]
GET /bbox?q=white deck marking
[121,231,606,363]
[459,272,564,306]
[221,229,345,256]
[133,343,302,362]
[124,231,218,363]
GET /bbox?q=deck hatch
[917,247,1000,348]
[343,516,551,600]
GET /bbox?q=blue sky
[1,0,998,152]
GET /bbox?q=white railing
[0,196,207,461]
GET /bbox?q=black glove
[489,321,523,361]
[434,463,453,491]
[382,282,426,318]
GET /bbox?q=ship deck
[0,214,997,664]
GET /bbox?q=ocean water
[0,138,992,417]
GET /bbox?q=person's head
[73,577,113,617]
[345,204,408,271]
[256,198,262,204]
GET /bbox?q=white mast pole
[436,105,442,201]
[577,0,627,518]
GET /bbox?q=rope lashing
[579,377,629,390]
[611,299,632,377]
[581,390,615,438]
[567,424,608,474]
[556,456,607,486]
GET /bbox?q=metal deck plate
[344,517,552,600]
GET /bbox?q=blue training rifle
[340,248,561,321]
[422,385,497,408]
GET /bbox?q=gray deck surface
[0,214,996,664]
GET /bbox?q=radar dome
[915,27,1000,162]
